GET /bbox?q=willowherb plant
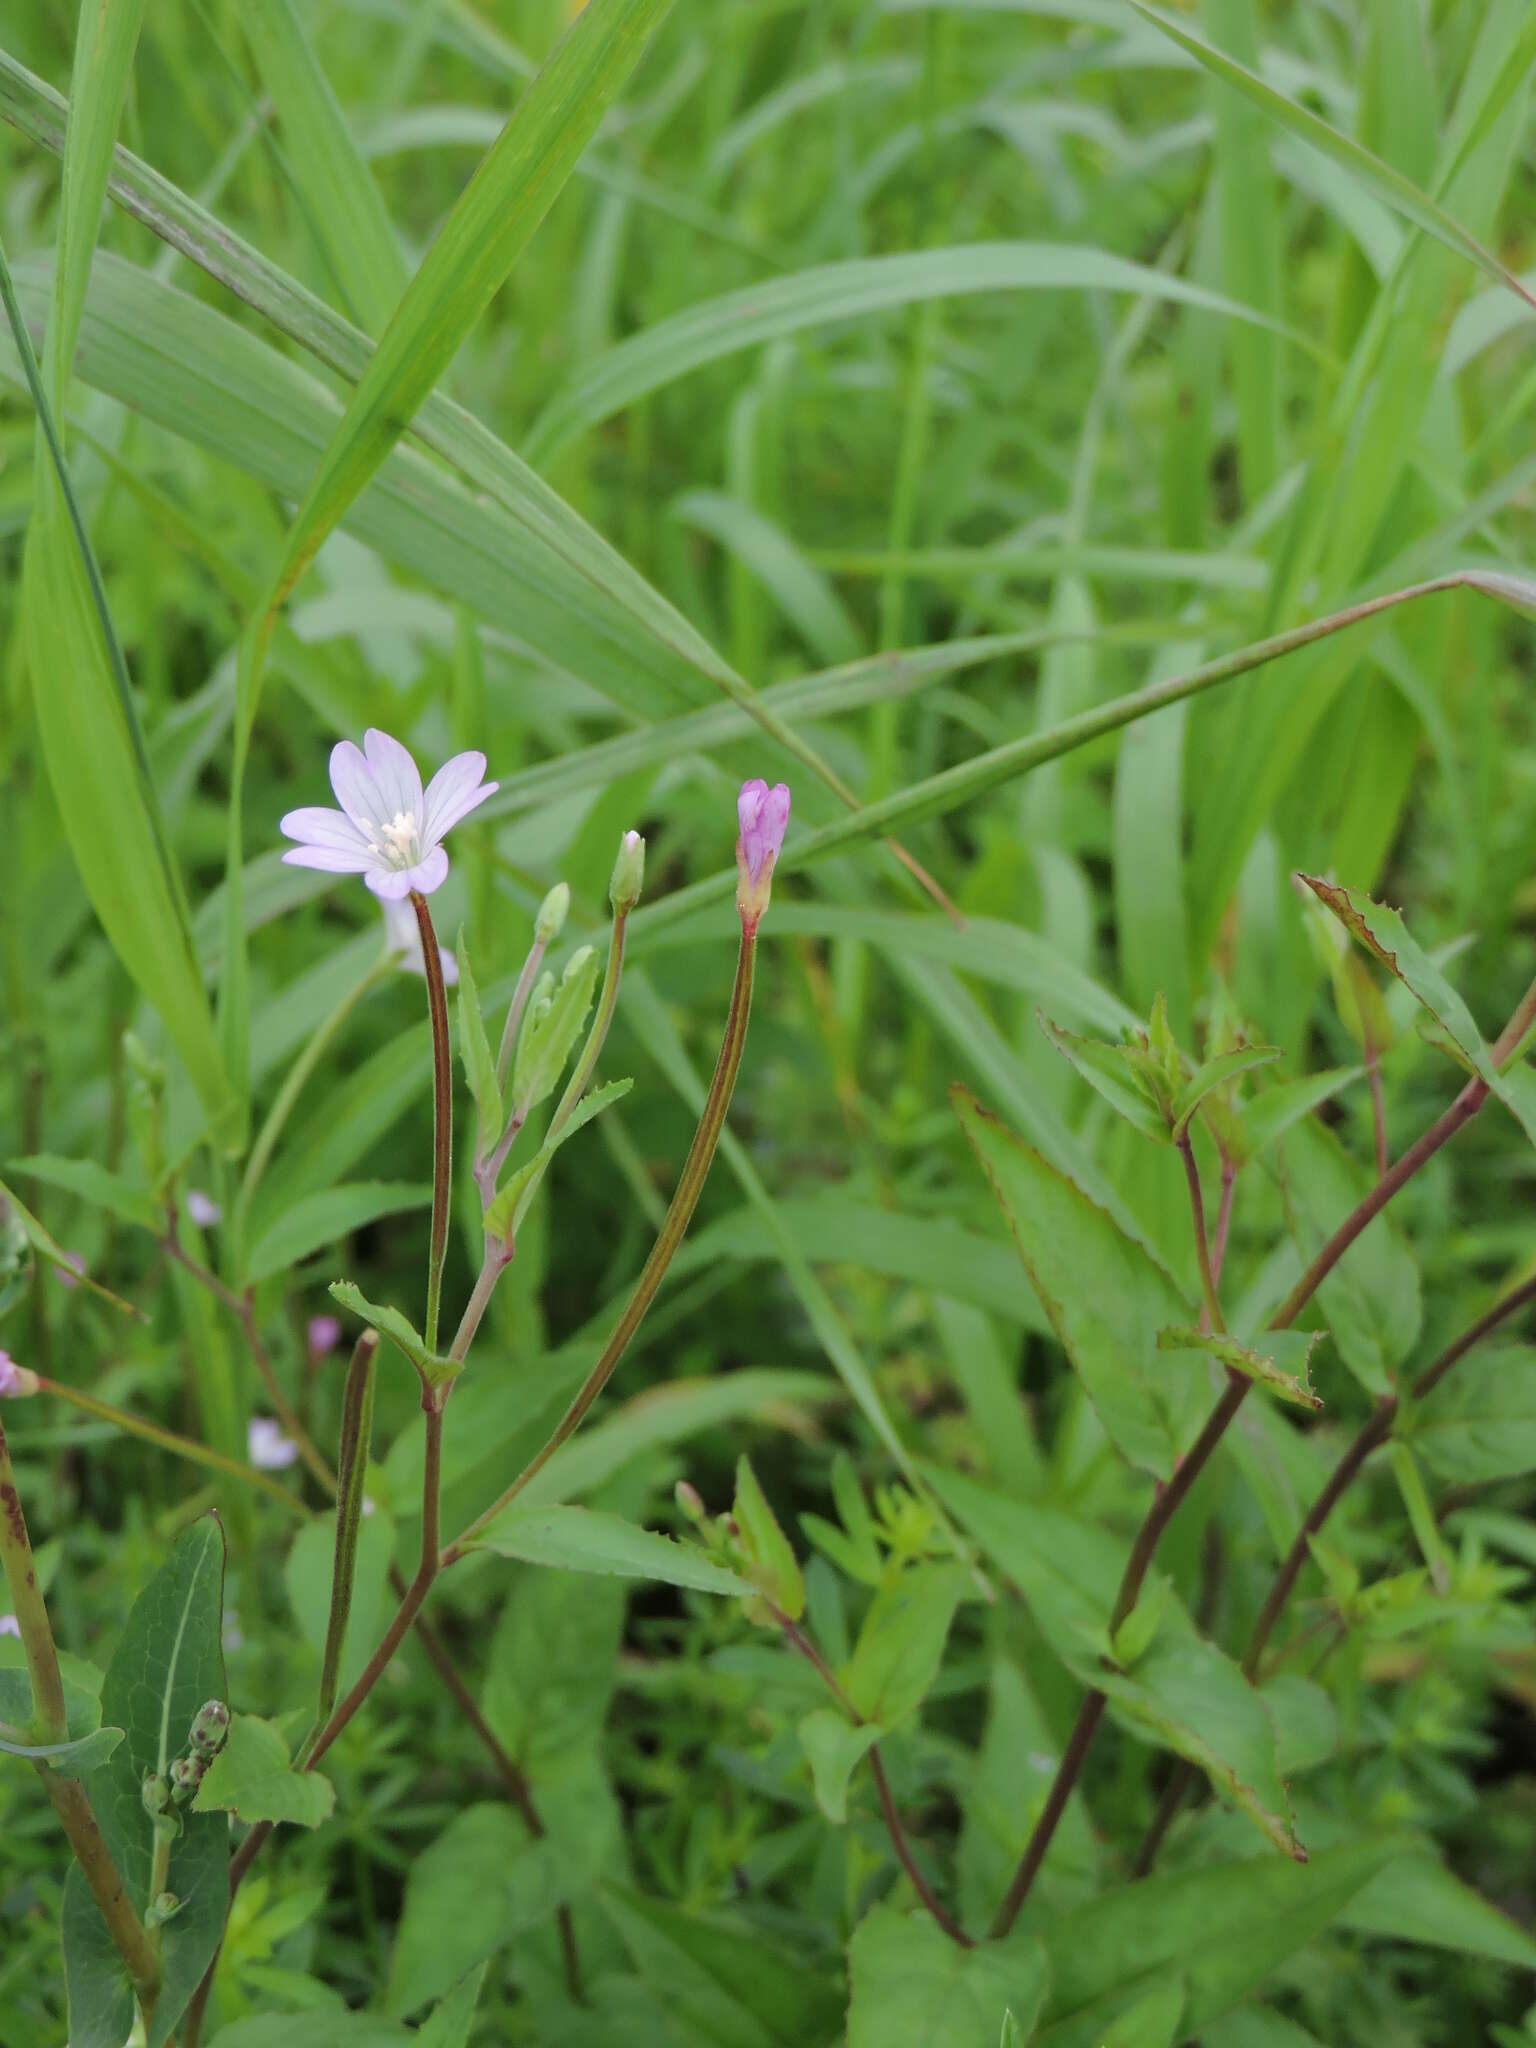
[0,745,794,2045]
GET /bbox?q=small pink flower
[738,780,791,884]
[280,728,498,901]
[736,779,790,926]
[186,1189,222,1229]
[0,1615,19,1639]
[248,1417,299,1471]
[381,899,459,984]
[0,1352,38,1398]
[307,1313,343,1360]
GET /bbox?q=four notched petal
[328,738,386,831]
[423,750,498,845]
[363,726,425,827]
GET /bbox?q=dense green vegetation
[3,1,1536,2042]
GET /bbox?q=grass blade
[524,239,1327,465]
[1128,2,1536,317]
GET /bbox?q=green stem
[0,1410,67,1741]
[315,1333,379,1731]
[34,1376,307,1518]
[411,892,453,1353]
[236,952,392,1227]
[441,920,759,1565]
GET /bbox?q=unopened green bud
[169,1755,204,1803]
[146,1892,183,1929]
[189,1698,230,1757]
[535,882,571,946]
[142,1771,171,1818]
[675,1480,706,1525]
[609,830,646,915]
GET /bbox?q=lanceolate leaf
[954,1087,1205,1477]
[1301,877,1536,1145]
[62,1517,228,2048]
[1159,1327,1325,1411]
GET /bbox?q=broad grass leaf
[63,1517,228,2048]
[846,1907,1049,2048]
[526,242,1322,463]
[954,1087,1204,1477]
[245,1181,431,1283]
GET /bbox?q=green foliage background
[3,0,1536,2042]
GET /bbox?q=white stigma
[371,809,422,868]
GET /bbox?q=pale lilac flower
[381,898,459,985]
[280,728,498,901]
[0,1615,19,1639]
[307,1313,343,1360]
[248,1417,300,1471]
[0,1352,38,1398]
[54,1249,87,1291]
[222,1611,245,1655]
[186,1189,222,1229]
[735,779,791,925]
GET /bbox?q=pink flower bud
[0,1351,39,1399]
[186,1189,222,1229]
[307,1314,343,1360]
[736,779,790,926]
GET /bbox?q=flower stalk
[412,891,453,1356]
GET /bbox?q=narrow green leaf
[1129,2,1536,314]
[1301,876,1536,1144]
[256,0,677,634]
[1407,1347,1536,1484]
[329,1280,453,1387]
[954,1087,1204,1478]
[455,935,504,1160]
[1171,1044,1282,1138]
[245,1181,431,1283]
[511,948,599,1118]
[193,1713,334,1828]
[527,241,1324,463]
[7,1154,158,1230]
[797,1709,882,1825]
[0,1724,124,1775]
[472,1504,755,1598]
[483,1076,633,1242]
[1038,1016,1170,1141]
[1159,1327,1325,1411]
[732,1454,805,1621]
[842,1564,969,1730]
[240,0,407,336]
